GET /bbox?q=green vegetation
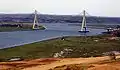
[0,27,31,32]
[38,25,46,30]
[0,35,120,61]
[0,25,45,32]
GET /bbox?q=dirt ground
[0,56,120,70]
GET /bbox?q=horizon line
[0,12,120,18]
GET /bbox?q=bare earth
[0,56,120,70]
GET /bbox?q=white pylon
[79,10,89,33]
[81,10,86,31]
[32,10,39,29]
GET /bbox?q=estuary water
[0,23,106,49]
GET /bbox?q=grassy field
[0,35,120,61]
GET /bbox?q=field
[0,35,120,70]
[0,35,120,61]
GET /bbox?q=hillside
[0,35,120,61]
[0,14,120,23]
[0,35,120,70]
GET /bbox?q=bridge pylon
[79,10,89,33]
[32,10,40,30]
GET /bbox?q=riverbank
[0,23,45,32]
[0,35,120,61]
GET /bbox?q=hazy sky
[0,0,119,17]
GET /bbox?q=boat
[102,28,113,34]
[78,10,89,33]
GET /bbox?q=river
[0,23,106,49]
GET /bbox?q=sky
[0,0,119,17]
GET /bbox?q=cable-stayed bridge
[0,10,120,23]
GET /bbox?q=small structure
[8,57,23,61]
[61,37,65,40]
[109,52,116,60]
[94,39,99,42]
[53,48,73,58]
[102,25,120,35]
[79,10,89,33]
[107,28,113,32]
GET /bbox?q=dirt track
[23,56,120,70]
[0,56,120,70]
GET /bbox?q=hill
[0,14,120,23]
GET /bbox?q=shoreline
[0,23,46,32]
[0,35,102,49]
[1,35,120,61]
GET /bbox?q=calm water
[0,23,105,49]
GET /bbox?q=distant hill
[0,14,120,23]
